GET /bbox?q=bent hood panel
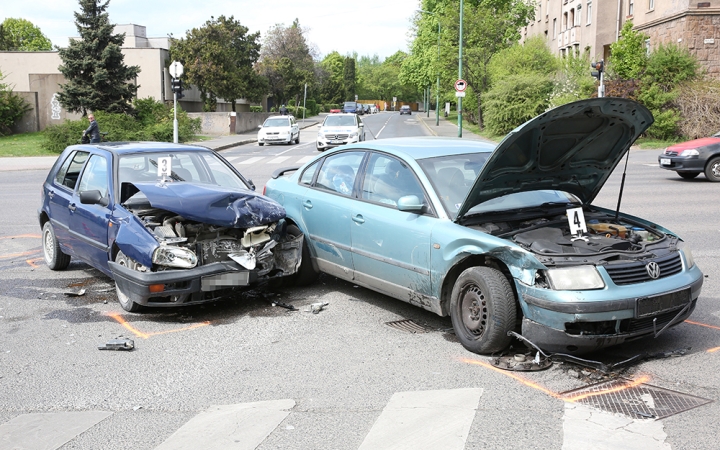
[130,182,286,228]
[457,98,654,220]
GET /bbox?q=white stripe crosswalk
[228,156,310,166]
[0,389,672,449]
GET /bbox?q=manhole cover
[385,319,429,333]
[560,379,712,419]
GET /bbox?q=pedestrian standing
[279,104,288,115]
[82,114,101,144]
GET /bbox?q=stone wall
[10,92,39,134]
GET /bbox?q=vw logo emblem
[646,262,661,279]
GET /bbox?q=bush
[304,99,318,116]
[42,98,201,153]
[250,105,263,112]
[674,80,720,139]
[292,106,306,118]
[0,70,31,135]
[643,43,698,91]
[483,74,553,135]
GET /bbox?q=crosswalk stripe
[0,411,112,450]
[562,403,670,450]
[154,399,295,450]
[236,156,265,165]
[267,156,291,164]
[358,388,483,450]
[297,156,314,164]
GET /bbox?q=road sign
[454,79,467,92]
[455,91,466,98]
[169,61,184,78]
[393,97,397,102]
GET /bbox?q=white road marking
[297,156,314,164]
[358,388,483,450]
[154,399,295,450]
[375,114,395,139]
[562,403,670,450]
[267,156,291,164]
[0,411,112,450]
[236,156,264,165]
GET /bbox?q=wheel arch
[283,217,320,274]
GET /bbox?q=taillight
[262,186,266,195]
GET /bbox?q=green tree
[317,51,345,104]
[608,21,648,80]
[257,19,316,107]
[57,0,140,116]
[0,18,52,51]
[343,57,356,101]
[170,15,266,112]
[0,70,31,135]
[549,49,596,108]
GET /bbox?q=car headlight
[680,149,699,156]
[349,132,358,138]
[544,266,605,290]
[317,132,324,139]
[682,248,695,269]
[152,246,197,269]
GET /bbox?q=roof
[70,142,210,155]
[341,136,496,159]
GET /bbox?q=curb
[416,114,438,137]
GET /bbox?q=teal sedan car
[264,98,703,355]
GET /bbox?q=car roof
[340,136,495,160]
[68,142,211,155]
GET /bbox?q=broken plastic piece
[98,338,135,351]
[272,301,298,311]
[309,302,329,314]
[64,288,86,297]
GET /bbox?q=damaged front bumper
[516,270,704,354]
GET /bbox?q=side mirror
[258,125,263,129]
[397,195,424,213]
[247,179,256,191]
[79,190,108,207]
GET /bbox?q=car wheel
[277,225,319,287]
[678,172,700,180]
[258,142,264,146]
[114,251,144,312]
[42,221,71,270]
[705,156,720,182]
[296,134,300,144]
[450,266,516,354]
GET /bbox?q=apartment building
[523,0,720,77]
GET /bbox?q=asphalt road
[0,112,718,449]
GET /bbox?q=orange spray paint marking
[685,320,720,332]
[0,250,38,259]
[26,257,44,269]
[106,312,210,339]
[0,234,41,240]
[561,375,651,403]
[707,347,720,353]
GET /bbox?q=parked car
[257,115,300,146]
[265,98,703,355]
[658,131,720,181]
[369,104,378,114]
[329,107,342,114]
[316,113,365,151]
[39,142,303,312]
[342,101,361,114]
[399,105,411,115]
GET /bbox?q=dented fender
[114,215,158,268]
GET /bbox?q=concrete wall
[28,74,82,130]
[187,112,234,135]
[10,92,39,134]
[236,112,275,134]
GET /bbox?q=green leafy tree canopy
[57,0,140,115]
[609,21,648,80]
[0,18,52,51]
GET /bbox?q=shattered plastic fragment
[64,289,86,297]
[308,302,329,314]
[98,338,135,351]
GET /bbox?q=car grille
[325,134,349,140]
[664,150,679,156]
[267,132,279,135]
[604,252,683,285]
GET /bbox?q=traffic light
[171,78,184,98]
[591,60,604,80]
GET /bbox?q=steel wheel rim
[712,161,720,178]
[460,285,488,337]
[43,228,54,262]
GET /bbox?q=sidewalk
[0,114,323,172]
[415,111,497,145]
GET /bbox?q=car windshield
[343,102,356,108]
[401,106,410,110]
[118,151,248,190]
[324,116,356,127]
[263,118,290,127]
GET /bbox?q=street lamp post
[418,9,441,126]
[458,0,464,138]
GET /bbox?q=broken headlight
[152,245,198,269]
[544,266,605,290]
[680,247,695,269]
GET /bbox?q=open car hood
[456,98,653,221]
[127,182,286,228]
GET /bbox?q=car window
[263,118,290,127]
[56,151,89,190]
[418,153,490,218]
[361,153,425,208]
[77,154,109,199]
[300,161,319,185]
[314,152,364,196]
[323,115,357,127]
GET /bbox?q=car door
[46,150,90,255]
[291,117,299,141]
[69,153,112,270]
[351,153,436,310]
[300,151,365,280]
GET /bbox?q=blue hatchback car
[264,98,704,355]
[39,142,303,312]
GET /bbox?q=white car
[369,104,378,114]
[316,113,365,151]
[258,115,300,146]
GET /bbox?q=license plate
[331,140,341,144]
[201,272,249,291]
[660,158,671,166]
[636,289,690,317]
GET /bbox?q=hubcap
[461,285,488,336]
[712,161,720,178]
[43,229,54,261]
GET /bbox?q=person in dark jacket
[279,105,288,115]
[82,114,101,143]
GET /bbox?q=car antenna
[614,147,631,222]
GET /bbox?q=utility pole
[458,0,464,138]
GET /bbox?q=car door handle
[68,203,76,212]
[352,215,365,224]
[47,190,55,199]
[303,200,313,209]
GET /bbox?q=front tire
[42,221,71,270]
[705,157,720,182]
[678,172,700,180]
[449,266,516,354]
[114,251,144,312]
[258,142,265,146]
[282,225,319,287]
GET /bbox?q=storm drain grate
[385,319,430,334]
[560,379,712,419]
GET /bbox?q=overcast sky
[2,0,421,59]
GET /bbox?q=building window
[546,0,550,17]
[587,1,592,25]
[649,0,654,10]
[570,9,575,28]
[576,5,582,26]
[553,18,557,38]
[563,12,568,30]
[645,39,651,55]
[629,0,634,16]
